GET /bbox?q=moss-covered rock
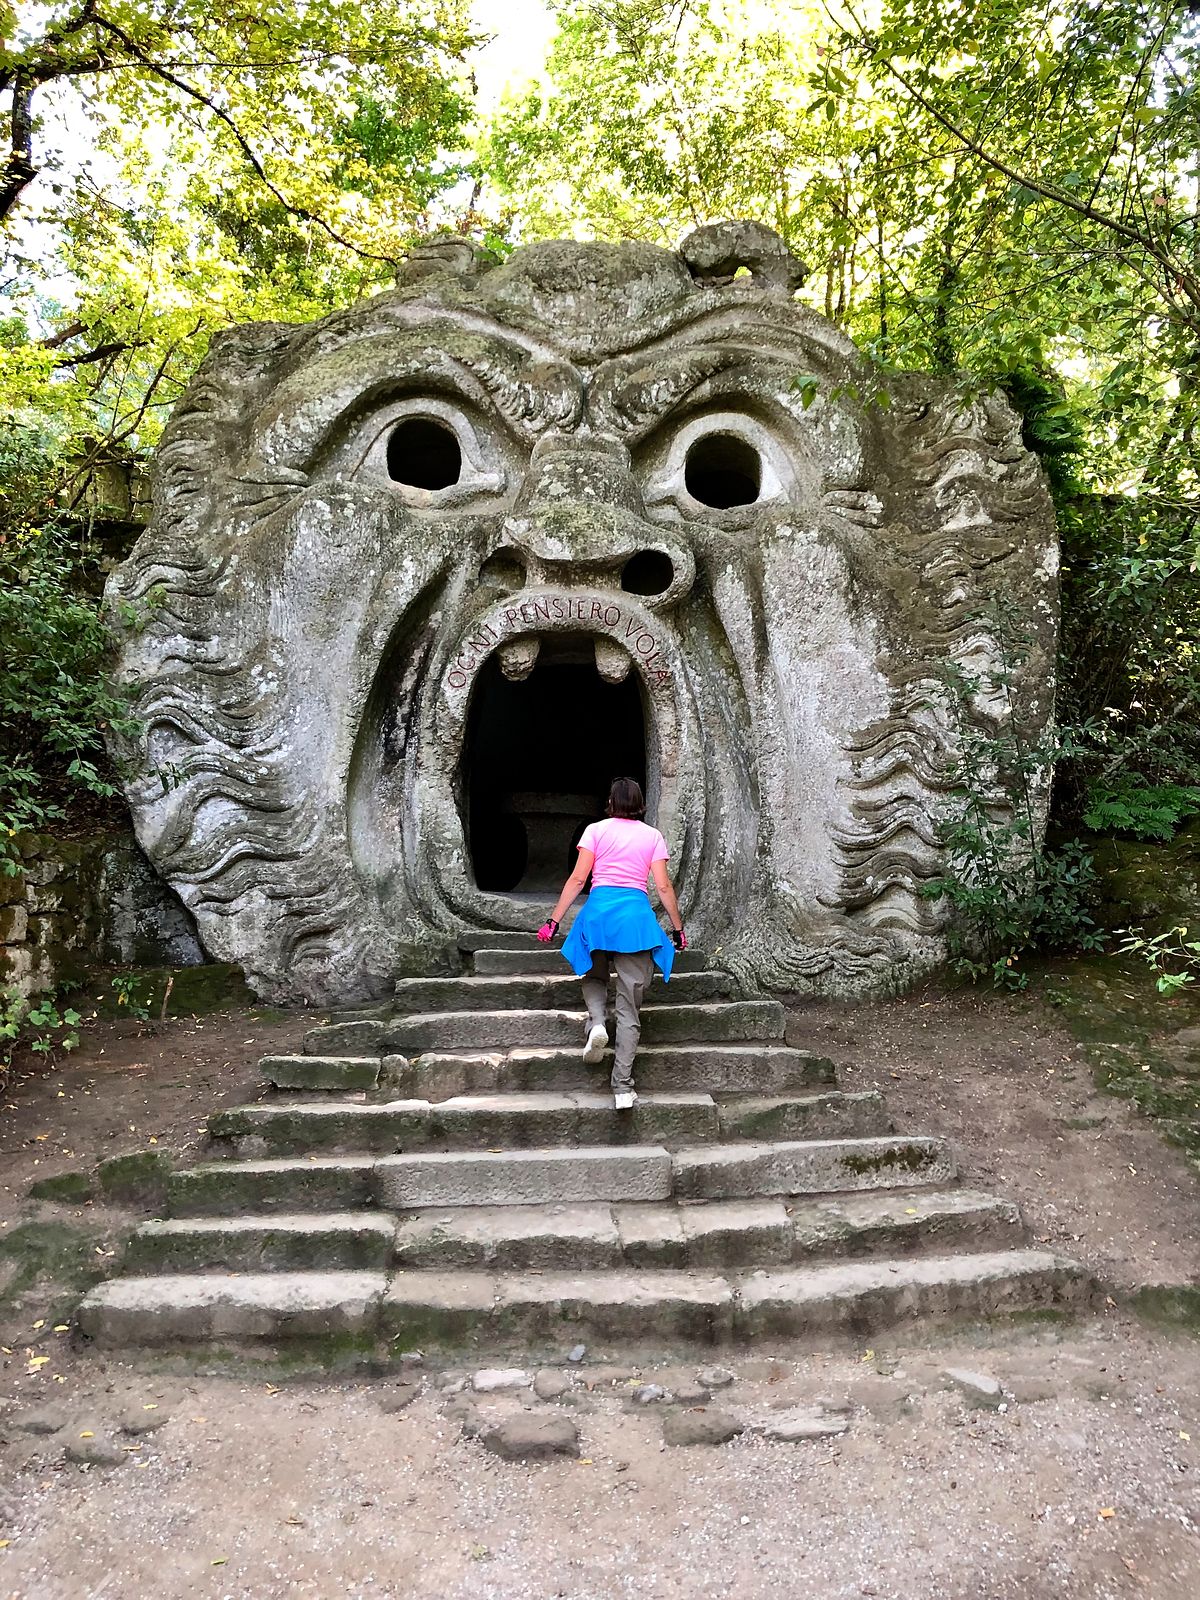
[28,1170,94,1204]
[96,1149,173,1209]
[1090,819,1200,935]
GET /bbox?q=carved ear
[394,234,500,286]
[680,220,808,293]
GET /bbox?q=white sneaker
[582,1023,608,1065]
[613,1089,637,1111]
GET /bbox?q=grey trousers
[581,948,655,1092]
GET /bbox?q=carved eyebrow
[454,346,584,436]
[595,347,740,434]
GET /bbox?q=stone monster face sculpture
[108,222,1058,1003]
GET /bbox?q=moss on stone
[27,1170,94,1204]
[1128,1284,1200,1335]
[0,1220,110,1306]
[841,1144,936,1176]
[96,1149,173,1208]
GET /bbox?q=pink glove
[536,919,559,943]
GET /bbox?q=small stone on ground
[64,1435,128,1468]
[472,1368,532,1394]
[533,1370,571,1401]
[696,1366,736,1390]
[943,1367,1006,1408]
[479,1414,580,1461]
[662,1409,742,1447]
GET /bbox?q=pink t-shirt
[577,817,669,891]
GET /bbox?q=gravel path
[1,1318,1198,1599]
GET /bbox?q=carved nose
[516,434,644,517]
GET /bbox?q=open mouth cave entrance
[464,638,647,894]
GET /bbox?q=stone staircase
[77,937,1094,1358]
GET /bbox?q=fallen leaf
[904,1208,919,1216]
[31,1320,44,1331]
[79,1431,95,1439]
[1098,1506,1116,1519]
[53,1325,69,1333]
[1180,1431,1191,1442]
[211,1558,227,1566]
[26,1356,50,1370]
[143,1403,158,1411]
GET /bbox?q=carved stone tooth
[497,636,540,681]
[594,636,631,684]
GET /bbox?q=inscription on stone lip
[445,592,673,691]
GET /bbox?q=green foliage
[1,987,82,1072]
[0,510,142,863]
[1083,778,1200,843]
[110,973,151,1022]
[1117,925,1200,997]
[922,608,1104,988]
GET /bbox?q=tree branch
[836,1,1200,322]
[86,10,396,264]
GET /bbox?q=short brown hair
[606,777,645,819]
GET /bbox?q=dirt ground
[785,982,1200,1291]
[0,1319,1198,1599]
[0,975,1198,1598]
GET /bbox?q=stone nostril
[621,550,675,597]
[479,552,526,591]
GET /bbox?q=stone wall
[0,831,205,997]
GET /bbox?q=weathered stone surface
[479,1414,580,1461]
[124,1213,396,1274]
[375,1146,672,1208]
[662,1408,742,1447]
[943,1367,1007,1408]
[533,1369,573,1401]
[677,1199,793,1266]
[393,1203,622,1271]
[65,1434,129,1468]
[733,1251,1092,1338]
[166,1158,376,1216]
[77,1271,387,1345]
[107,224,1056,1004]
[716,1091,890,1142]
[261,1055,381,1092]
[751,1408,850,1443]
[471,1367,532,1393]
[671,1137,955,1200]
[504,1044,835,1094]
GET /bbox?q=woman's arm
[543,848,595,932]
[650,859,683,932]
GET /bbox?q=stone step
[393,972,735,1013]
[375,1145,674,1208]
[167,1157,376,1217]
[391,1188,1023,1271]
[213,1092,719,1153]
[265,1043,835,1098]
[120,1188,1021,1278]
[124,1214,396,1275]
[210,1090,889,1156]
[471,947,710,977]
[77,1250,1092,1351]
[381,1000,785,1055]
[670,1135,955,1200]
[168,1134,951,1217]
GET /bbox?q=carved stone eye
[684,432,761,509]
[386,416,463,491]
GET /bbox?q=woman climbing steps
[537,778,686,1110]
